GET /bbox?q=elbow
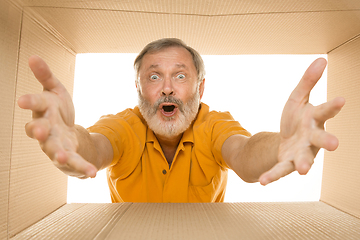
[241,176,259,183]
[242,178,259,184]
[232,169,259,183]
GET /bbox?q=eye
[176,74,185,80]
[150,74,160,81]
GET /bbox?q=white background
[68,53,327,203]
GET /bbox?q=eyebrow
[175,63,187,69]
[147,63,188,70]
[148,64,159,69]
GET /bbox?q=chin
[137,87,201,138]
[148,113,190,138]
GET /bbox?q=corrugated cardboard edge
[18,0,360,15]
[11,202,360,240]
[321,34,360,219]
[25,2,360,54]
[0,1,24,239]
[0,0,356,238]
[5,0,77,237]
[22,5,76,55]
[10,203,132,240]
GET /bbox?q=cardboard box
[1,0,360,239]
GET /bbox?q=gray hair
[134,38,205,83]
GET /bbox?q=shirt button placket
[162,169,170,202]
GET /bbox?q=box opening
[68,53,327,203]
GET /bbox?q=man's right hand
[18,55,98,178]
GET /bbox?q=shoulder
[193,102,251,143]
[100,106,143,124]
[194,103,243,129]
[88,106,146,167]
[89,106,145,130]
[87,106,147,145]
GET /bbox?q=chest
[162,147,177,167]
[143,141,218,185]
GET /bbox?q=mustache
[154,96,184,113]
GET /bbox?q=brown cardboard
[2,0,76,237]
[322,36,360,218]
[18,0,360,13]
[22,4,360,54]
[11,203,360,239]
[10,203,132,240]
[1,0,360,239]
[0,1,22,239]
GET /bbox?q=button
[162,169,167,175]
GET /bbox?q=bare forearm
[74,125,100,169]
[74,125,113,171]
[233,132,281,183]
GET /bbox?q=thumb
[28,55,63,92]
[288,58,327,103]
[259,161,295,185]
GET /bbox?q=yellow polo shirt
[88,103,251,203]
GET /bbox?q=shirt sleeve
[87,111,146,168]
[210,111,252,169]
[87,114,126,167]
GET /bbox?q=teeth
[163,105,175,112]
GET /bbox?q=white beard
[138,88,200,138]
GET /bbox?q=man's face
[137,46,204,138]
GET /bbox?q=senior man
[18,38,345,203]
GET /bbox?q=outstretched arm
[222,58,345,185]
[18,56,113,178]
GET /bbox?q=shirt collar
[144,121,194,145]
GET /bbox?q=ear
[135,79,140,91]
[199,78,205,99]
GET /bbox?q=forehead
[140,46,196,71]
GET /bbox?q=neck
[155,133,183,166]
[155,133,183,149]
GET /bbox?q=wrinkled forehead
[140,46,196,71]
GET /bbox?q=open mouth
[163,105,176,112]
[160,103,178,117]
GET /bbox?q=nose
[161,76,174,96]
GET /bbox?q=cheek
[182,84,198,99]
[139,84,160,103]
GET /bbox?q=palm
[259,58,345,185]
[18,56,96,178]
[279,96,318,174]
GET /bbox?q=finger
[289,58,327,103]
[313,97,345,123]
[25,118,51,141]
[58,151,98,178]
[40,138,97,178]
[259,161,295,186]
[293,147,315,175]
[18,93,48,112]
[310,129,339,151]
[40,135,66,161]
[28,55,64,92]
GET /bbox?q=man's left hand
[259,58,345,185]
